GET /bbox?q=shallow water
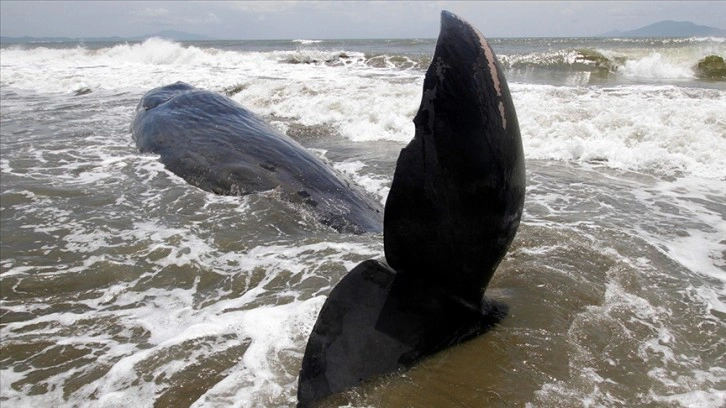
[1,36,725,407]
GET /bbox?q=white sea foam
[514,84,726,179]
[292,39,323,45]
[2,39,724,179]
[629,176,726,313]
[226,62,420,143]
[333,160,391,204]
[529,264,723,407]
[198,299,323,407]
[0,238,378,407]
[620,53,695,80]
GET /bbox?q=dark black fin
[297,10,525,406]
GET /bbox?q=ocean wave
[500,49,619,75]
[619,52,695,79]
[363,53,429,70]
[292,39,323,45]
[0,38,425,95]
[499,48,725,81]
[2,38,724,179]
[513,84,726,179]
[277,49,428,70]
[277,50,363,66]
[690,36,726,43]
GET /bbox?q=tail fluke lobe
[297,260,507,407]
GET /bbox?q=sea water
[1,36,724,407]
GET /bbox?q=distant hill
[601,20,726,37]
[1,30,216,44]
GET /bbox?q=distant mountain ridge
[601,20,726,37]
[0,30,216,44]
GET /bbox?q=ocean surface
[1,35,725,407]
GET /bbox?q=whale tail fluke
[297,260,508,407]
[297,10,525,406]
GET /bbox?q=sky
[1,1,725,39]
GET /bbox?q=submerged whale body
[131,82,382,234]
[297,10,525,406]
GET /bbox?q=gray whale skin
[131,82,383,234]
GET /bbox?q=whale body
[297,10,525,406]
[131,82,383,234]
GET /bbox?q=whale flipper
[298,10,525,406]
